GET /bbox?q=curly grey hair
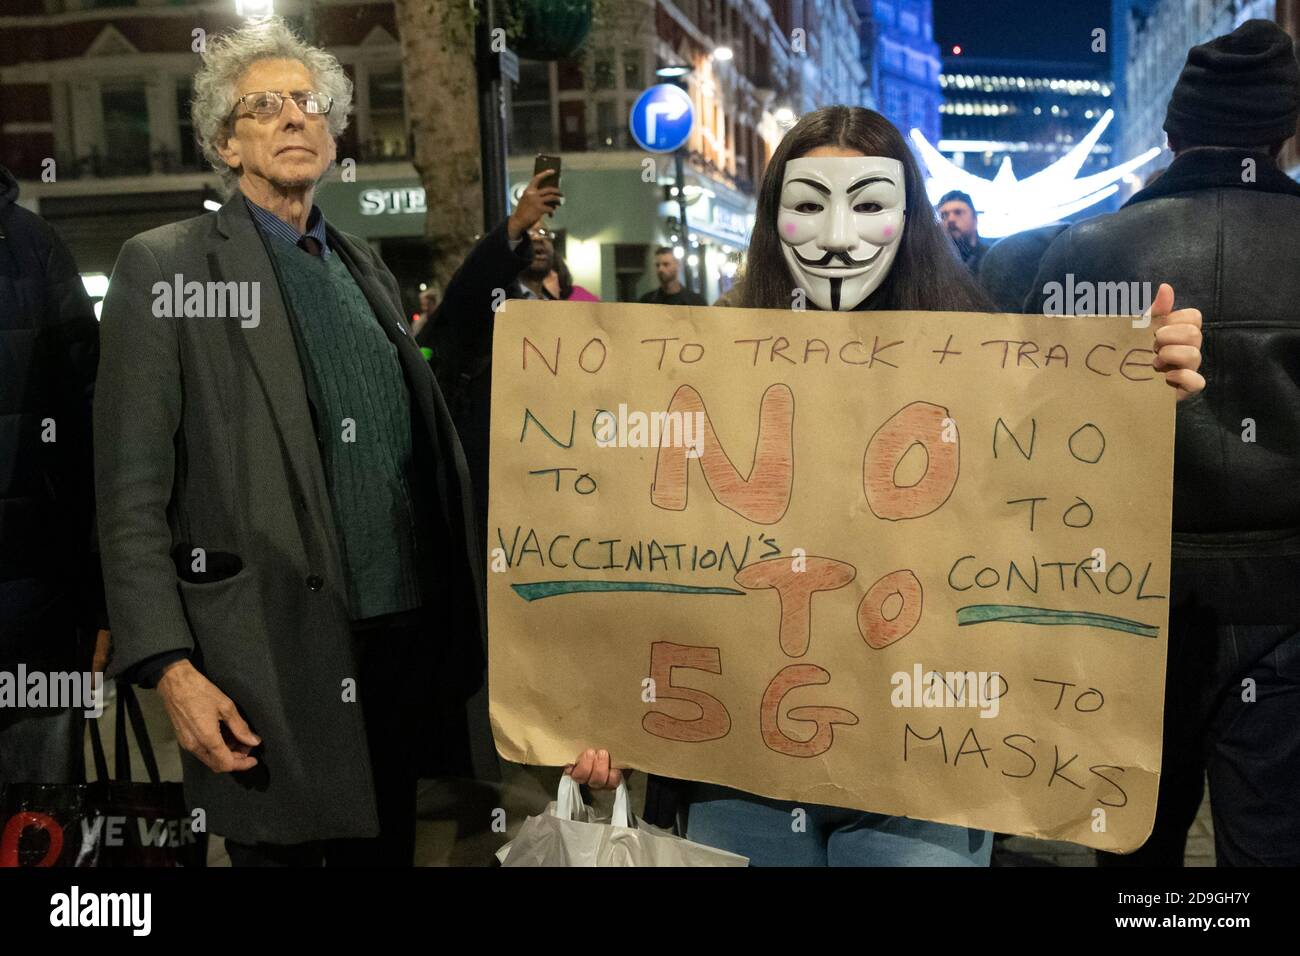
[191,16,353,195]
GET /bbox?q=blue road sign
[629,84,695,153]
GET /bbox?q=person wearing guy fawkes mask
[564,106,1207,867]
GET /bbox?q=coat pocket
[176,567,253,654]
[171,543,244,583]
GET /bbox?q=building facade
[0,0,869,309]
[928,55,1142,235]
[0,0,423,307]
[512,0,867,303]
[938,56,1116,182]
[858,0,941,147]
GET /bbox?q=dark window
[517,60,551,96]
[100,81,150,176]
[772,0,792,35]
[177,78,199,169]
[557,58,584,91]
[595,98,625,148]
[335,64,360,161]
[511,60,553,154]
[622,47,643,90]
[614,242,648,302]
[754,39,770,87]
[367,69,407,159]
[592,48,615,90]
[512,103,554,154]
[559,100,586,151]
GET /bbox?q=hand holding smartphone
[534,154,562,192]
[508,154,564,239]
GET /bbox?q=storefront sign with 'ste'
[360,187,427,216]
[686,195,751,246]
[710,204,750,242]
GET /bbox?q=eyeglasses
[528,228,555,240]
[232,90,334,118]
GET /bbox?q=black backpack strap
[119,683,161,785]
[87,708,110,783]
[113,684,132,782]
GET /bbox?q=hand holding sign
[564,748,624,790]
[1147,282,1205,400]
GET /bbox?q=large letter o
[863,402,958,520]
[857,569,924,650]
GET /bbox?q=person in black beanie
[1163,17,1300,150]
[1026,19,1300,866]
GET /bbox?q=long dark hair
[553,252,575,300]
[741,106,994,312]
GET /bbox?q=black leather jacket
[0,164,104,675]
[1027,147,1300,625]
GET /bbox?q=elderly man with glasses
[94,17,490,866]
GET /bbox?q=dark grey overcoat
[94,193,493,844]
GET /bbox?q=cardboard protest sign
[488,300,1174,852]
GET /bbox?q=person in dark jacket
[418,170,562,540]
[978,222,1068,313]
[96,18,489,866]
[0,163,107,792]
[938,190,988,275]
[638,246,706,306]
[1026,18,1300,866]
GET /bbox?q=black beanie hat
[1163,18,1300,149]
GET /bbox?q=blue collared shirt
[243,196,332,259]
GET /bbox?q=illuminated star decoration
[909,109,1161,238]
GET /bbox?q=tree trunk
[393,0,485,294]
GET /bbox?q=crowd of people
[1,14,1296,867]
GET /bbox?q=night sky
[933,0,1112,65]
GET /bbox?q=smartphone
[534,154,561,190]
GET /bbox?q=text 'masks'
[777,156,906,311]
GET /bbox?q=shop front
[316,154,666,310]
[680,172,755,303]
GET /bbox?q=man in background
[419,171,561,539]
[409,282,439,339]
[638,246,705,306]
[937,190,986,275]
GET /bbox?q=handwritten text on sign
[488,301,1174,851]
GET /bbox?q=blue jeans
[686,783,992,867]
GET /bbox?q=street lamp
[235,0,274,17]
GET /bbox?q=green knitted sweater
[268,239,423,621]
